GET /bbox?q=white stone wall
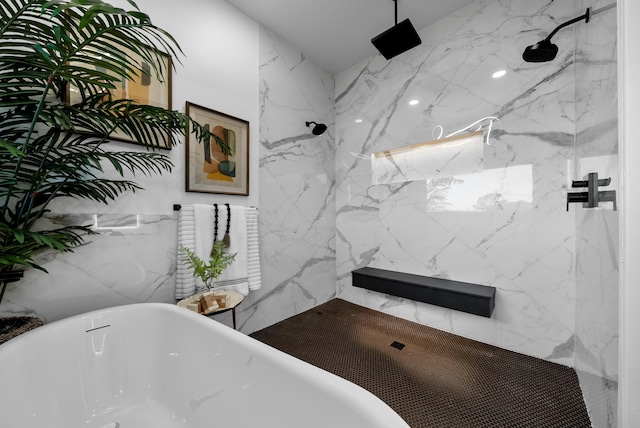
[335,0,579,366]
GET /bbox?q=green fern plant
[180,240,237,291]
[0,0,229,304]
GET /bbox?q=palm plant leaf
[0,0,226,299]
[0,223,93,271]
[0,0,181,104]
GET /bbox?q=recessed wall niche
[371,131,533,212]
[371,131,484,185]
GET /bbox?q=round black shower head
[522,39,559,63]
[306,121,327,136]
[522,8,590,63]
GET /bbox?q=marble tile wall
[335,0,579,365]
[234,27,336,333]
[573,0,619,426]
[1,214,177,322]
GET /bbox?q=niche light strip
[93,214,140,230]
[372,130,483,159]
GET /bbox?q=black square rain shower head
[372,18,422,60]
[371,0,422,60]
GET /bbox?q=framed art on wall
[66,45,173,149]
[185,102,250,196]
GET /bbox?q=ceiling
[224,0,479,75]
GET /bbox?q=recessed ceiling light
[492,70,507,78]
[409,99,420,106]
[355,119,363,123]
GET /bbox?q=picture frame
[66,45,173,149]
[185,102,250,196]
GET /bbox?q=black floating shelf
[352,267,495,318]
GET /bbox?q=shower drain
[390,341,406,350]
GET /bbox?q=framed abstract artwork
[185,102,250,196]
[66,45,173,149]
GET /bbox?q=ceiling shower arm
[372,0,422,60]
[545,8,591,41]
[394,0,398,26]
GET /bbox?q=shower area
[333,0,619,426]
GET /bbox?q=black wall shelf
[352,267,496,318]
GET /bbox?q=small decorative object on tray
[214,293,228,308]
[186,302,201,313]
[177,290,244,315]
[199,292,220,313]
[178,292,220,315]
[178,229,239,315]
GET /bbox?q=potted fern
[180,240,237,291]
[0,0,228,319]
[179,240,236,313]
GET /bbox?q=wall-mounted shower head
[523,8,590,63]
[306,121,327,136]
[522,39,559,63]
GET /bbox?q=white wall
[149,0,260,210]
[618,0,640,425]
[53,0,261,213]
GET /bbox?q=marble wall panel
[1,214,177,322]
[335,0,578,365]
[234,27,336,333]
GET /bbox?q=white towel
[245,207,262,291]
[214,205,249,294]
[176,205,196,299]
[176,205,260,299]
[193,204,249,295]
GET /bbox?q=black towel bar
[173,204,258,211]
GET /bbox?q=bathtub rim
[0,302,411,427]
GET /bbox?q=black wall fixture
[523,8,590,62]
[371,0,422,60]
[352,267,496,318]
[306,121,327,136]
[566,172,617,211]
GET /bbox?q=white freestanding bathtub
[0,303,409,428]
